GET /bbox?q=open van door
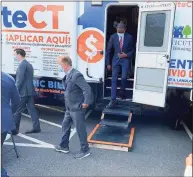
[133,2,175,107]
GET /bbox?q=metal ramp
[88,102,136,152]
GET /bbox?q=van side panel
[168,2,192,89]
[76,1,116,82]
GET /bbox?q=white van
[1,1,192,129]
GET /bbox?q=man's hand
[118,52,127,59]
[82,104,89,109]
[107,65,111,71]
[186,154,192,166]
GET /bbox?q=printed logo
[77,28,104,63]
[173,25,192,38]
[1,5,64,29]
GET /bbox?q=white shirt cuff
[184,166,192,177]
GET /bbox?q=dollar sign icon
[77,29,104,63]
[85,34,98,59]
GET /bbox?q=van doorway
[104,5,139,101]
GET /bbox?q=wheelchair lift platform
[88,104,135,152]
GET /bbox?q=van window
[144,13,166,47]
[138,10,171,52]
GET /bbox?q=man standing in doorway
[13,48,41,135]
[55,56,93,159]
[106,23,134,108]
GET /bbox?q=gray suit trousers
[60,109,89,152]
[14,96,40,131]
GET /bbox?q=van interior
[104,5,139,101]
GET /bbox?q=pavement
[2,105,192,176]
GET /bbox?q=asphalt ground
[2,105,192,176]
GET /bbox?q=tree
[182,25,192,38]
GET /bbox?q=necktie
[120,36,123,52]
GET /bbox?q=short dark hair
[117,22,126,29]
[14,48,26,57]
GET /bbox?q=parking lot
[2,106,192,176]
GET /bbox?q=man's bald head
[57,55,72,73]
[58,56,72,66]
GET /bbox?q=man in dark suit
[106,23,134,108]
[13,48,41,135]
[55,56,93,159]
[1,72,20,177]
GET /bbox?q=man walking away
[55,56,93,159]
[1,72,20,177]
[12,48,41,135]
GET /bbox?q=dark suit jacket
[16,60,35,97]
[106,33,134,66]
[1,72,20,133]
[63,69,94,112]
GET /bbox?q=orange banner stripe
[2,29,69,35]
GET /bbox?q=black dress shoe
[25,129,41,134]
[106,100,118,109]
[12,130,19,135]
[120,91,127,100]
[120,94,127,100]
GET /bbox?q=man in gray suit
[12,48,41,135]
[55,56,93,159]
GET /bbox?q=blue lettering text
[12,10,27,28]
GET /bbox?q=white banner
[1,2,77,78]
[168,2,192,88]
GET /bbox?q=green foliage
[182,25,192,38]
